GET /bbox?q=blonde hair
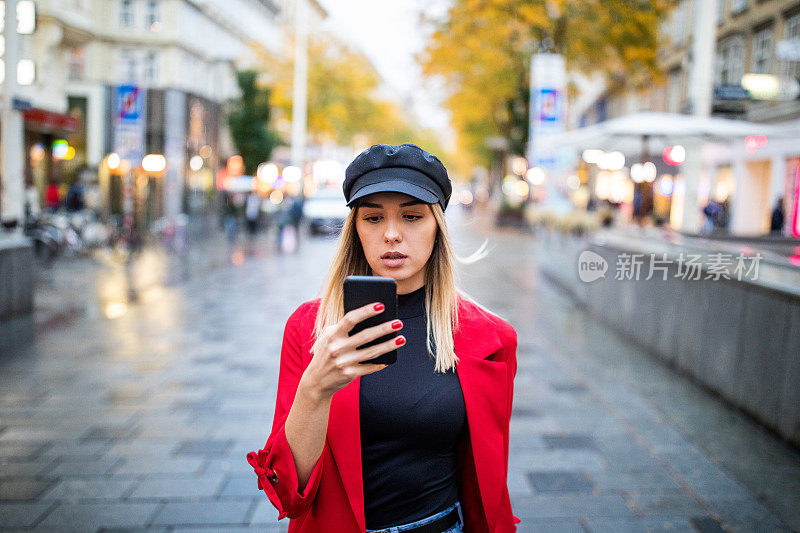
[311,202,488,373]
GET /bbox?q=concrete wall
[545,237,800,447]
[0,239,34,321]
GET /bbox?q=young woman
[247,143,519,532]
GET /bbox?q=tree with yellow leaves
[419,0,674,169]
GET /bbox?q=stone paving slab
[582,516,696,533]
[149,499,253,527]
[0,480,54,501]
[127,474,226,499]
[35,502,160,529]
[0,502,55,528]
[510,494,635,520]
[249,499,288,528]
[515,519,584,533]
[39,479,137,500]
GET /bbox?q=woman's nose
[384,220,401,242]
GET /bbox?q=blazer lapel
[455,300,508,531]
[326,377,366,532]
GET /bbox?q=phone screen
[343,275,399,365]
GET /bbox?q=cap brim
[346,180,439,208]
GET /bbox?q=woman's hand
[299,302,404,401]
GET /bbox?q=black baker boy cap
[343,143,452,211]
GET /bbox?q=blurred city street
[1,207,799,532]
[1,0,800,531]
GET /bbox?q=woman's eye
[363,214,421,223]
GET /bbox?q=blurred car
[303,187,350,236]
[225,175,255,192]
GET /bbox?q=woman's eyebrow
[359,200,426,208]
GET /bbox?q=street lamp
[107,153,120,169]
[142,154,167,174]
[189,155,203,171]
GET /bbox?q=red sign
[22,108,79,133]
[744,135,768,154]
[792,166,800,239]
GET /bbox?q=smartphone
[343,275,399,365]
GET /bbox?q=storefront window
[786,157,800,238]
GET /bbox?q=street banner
[113,84,146,244]
[527,53,567,199]
[113,84,146,165]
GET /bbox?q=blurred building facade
[4,0,283,225]
[569,0,800,237]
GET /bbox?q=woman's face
[355,191,439,294]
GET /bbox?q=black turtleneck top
[359,284,467,530]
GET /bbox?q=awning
[22,107,79,134]
[536,111,796,154]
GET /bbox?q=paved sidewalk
[0,207,797,531]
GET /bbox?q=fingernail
[395,336,406,346]
[373,303,384,311]
[391,320,402,329]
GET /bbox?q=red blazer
[247,295,519,532]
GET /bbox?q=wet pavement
[1,207,798,532]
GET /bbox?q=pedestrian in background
[247,143,520,532]
[245,191,261,237]
[65,179,86,212]
[277,194,304,253]
[770,197,785,234]
[45,181,61,210]
[221,191,240,243]
[25,181,40,221]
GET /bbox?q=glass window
[672,1,686,45]
[119,0,135,28]
[668,69,682,112]
[118,49,138,82]
[782,13,800,79]
[717,36,745,85]
[68,46,85,81]
[751,26,773,74]
[145,0,160,29]
[144,51,158,84]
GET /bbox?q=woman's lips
[380,256,407,268]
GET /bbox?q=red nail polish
[395,336,406,346]
[373,303,384,311]
[391,320,402,329]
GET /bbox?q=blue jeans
[366,502,464,533]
